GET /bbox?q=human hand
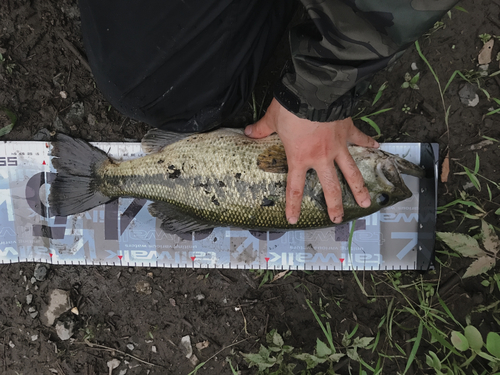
[244,98,379,225]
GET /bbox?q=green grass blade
[438,296,464,330]
[360,117,381,136]
[372,82,388,106]
[403,321,423,374]
[306,299,335,352]
[415,41,440,87]
[443,70,460,93]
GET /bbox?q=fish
[48,128,425,234]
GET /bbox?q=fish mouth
[376,162,413,203]
[393,157,425,178]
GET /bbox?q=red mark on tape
[118,255,123,260]
[42,161,46,165]
[339,258,345,263]
[265,257,270,262]
[49,253,53,258]
[190,256,196,261]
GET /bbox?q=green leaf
[436,232,486,258]
[0,108,17,137]
[242,350,276,371]
[454,5,468,12]
[328,353,345,362]
[270,330,284,348]
[426,351,442,370]
[487,332,500,358]
[401,82,410,89]
[482,279,491,287]
[464,326,484,351]
[353,337,374,349]
[293,353,326,369]
[346,347,359,361]
[496,208,500,216]
[410,72,420,85]
[451,331,469,351]
[316,339,332,358]
[463,256,496,278]
[481,220,499,255]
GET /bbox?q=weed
[437,220,499,278]
[402,104,411,114]
[401,72,420,90]
[0,108,17,137]
[0,53,15,74]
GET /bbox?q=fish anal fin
[141,129,194,154]
[148,201,216,235]
[257,144,288,173]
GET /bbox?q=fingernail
[331,216,343,224]
[360,198,371,208]
[374,141,380,148]
[288,216,298,225]
[244,126,252,136]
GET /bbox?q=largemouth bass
[49,128,424,233]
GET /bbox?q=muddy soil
[1,0,500,374]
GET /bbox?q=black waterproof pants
[79,0,458,131]
[79,0,296,132]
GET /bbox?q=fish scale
[49,128,423,233]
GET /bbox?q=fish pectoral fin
[148,201,216,235]
[141,129,195,153]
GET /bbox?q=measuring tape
[0,141,437,271]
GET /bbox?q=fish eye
[376,193,390,206]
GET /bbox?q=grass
[235,15,500,375]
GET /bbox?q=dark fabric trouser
[79,0,296,132]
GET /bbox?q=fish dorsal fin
[257,144,288,173]
[141,129,194,154]
[148,201,216,235]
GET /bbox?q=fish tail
[49,134,113,216]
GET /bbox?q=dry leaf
[195,340,209,350]
[463,256,496,278]
[441,151,450,183]
[478,39,494,65]
[436,232,486,258]
[272,270,288,283]
[481,220,499,255]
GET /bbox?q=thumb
[244,116,275,139]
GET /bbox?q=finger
[335,150,371,208]
[315,164,344,224]
[347,126,380,148]
[244,117,274,139]
[285,166,307,225]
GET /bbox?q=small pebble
[127,344,135,351]
[195,294,205,301]
[152,345,157,353]
[59,91,68,99]
[31,335,38,341]
[30,311,39,319]
[34,264,48,282]
[26,294,33,305]
[8,341,15,348]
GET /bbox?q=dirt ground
[1,0,500,374]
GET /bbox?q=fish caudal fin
[49,134,113,216]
